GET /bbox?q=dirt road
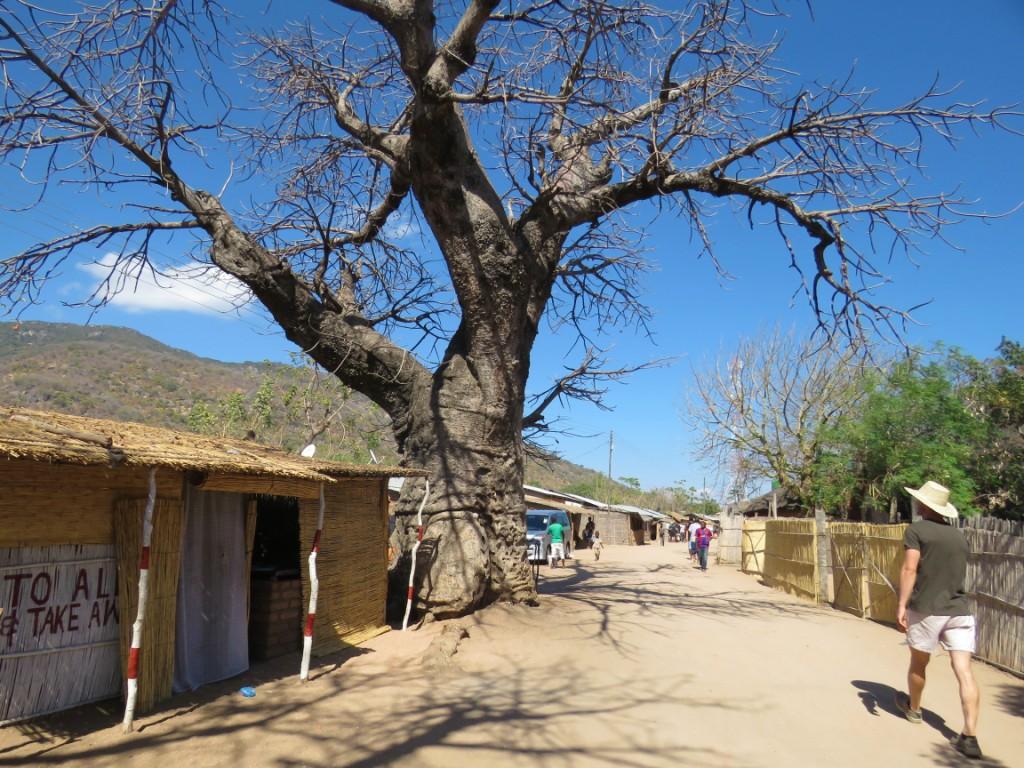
[1,544,1021,767]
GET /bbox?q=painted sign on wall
[0,544,121,723]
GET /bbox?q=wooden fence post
[815,507,829,604]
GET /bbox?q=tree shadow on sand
[0,645,372,767]
[534,561,825,660]
[0,656,752,768]
[994,683,1024,719]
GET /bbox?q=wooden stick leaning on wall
[300,483,325,682]
[122,467,156,734]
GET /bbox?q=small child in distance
[592,531,604,561]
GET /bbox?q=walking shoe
[951,734,982,760]
[893,692,922,724]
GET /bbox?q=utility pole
[607,430,614,479]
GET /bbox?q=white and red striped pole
[122,467,157,734]
[300,483,325,681]
[402,480,430,631]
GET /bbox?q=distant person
[583,517,595,548]
[695,520,713,572]
[894,481,981,760]
[687,517,701,563]
[659,522,666,546]
[547,516,567,568]
[591,531,604,561]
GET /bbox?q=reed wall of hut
[0,459,184,723]
[115,496,184,713]
[0,461,181,547]
[300,478,391,656]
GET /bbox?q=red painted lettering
[42,605,68,635]
[96,568,110,599]
[67,602,81,632]
[88,601,102,629]
[103,599,118,627]
[27,605,46,636]
[0,610,18,648]
[72,569,90,602]
[30,573,52,606]
[3,572,31,608]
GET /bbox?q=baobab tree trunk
[388,337,537,620]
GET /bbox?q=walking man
[895,481,982,760]
[687,516,700,563]
[546,516,567,569]
[695,519,712,572]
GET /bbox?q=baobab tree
[0,1,1015,616]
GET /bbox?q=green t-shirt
[903,519,970,616]
[547,522,565,543]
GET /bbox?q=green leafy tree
[187,401,216,435]
[954,339,1024,519]
[813,355,985,517]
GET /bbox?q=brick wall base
[249,577,302,661]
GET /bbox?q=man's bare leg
[949,651,980,737]
[908,648,931,711]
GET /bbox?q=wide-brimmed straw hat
[904,481,958,520]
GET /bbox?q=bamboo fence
[963,517,1024,675]
[115,497,183,713]
[741,519,766,576]
[827,523,905,622]
[829,522,867,618]
[862,524,906,623]
[815,517,1023,676]
[762,519,819,602]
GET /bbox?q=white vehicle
[526,510,573,563]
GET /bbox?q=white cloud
[78,254,252,316]
[384,213,420,241]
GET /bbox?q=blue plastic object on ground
[239,686,256,698]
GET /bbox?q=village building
[0,406,421,725]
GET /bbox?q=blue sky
[3,1,1023,494]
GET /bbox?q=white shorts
[907,610,976,654]
[549,542,565,560]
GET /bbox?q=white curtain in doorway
[173,488,249,693]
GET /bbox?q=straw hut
[523,485,637,547]
[0,406,421,725]
[613,505,670,545]
[734,487,804,518]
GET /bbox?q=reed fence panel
[744,514,1023,676]
[829,522,867,618]
[861,524,906,623]
[963,517,1024,675]
[763,519,819,601]
[115,497,183,713]
[741,519,766,576]
[300,479,390,656]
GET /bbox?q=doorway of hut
[173,488,250,693]
[247,495,302,663]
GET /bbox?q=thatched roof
[0,406,423,482]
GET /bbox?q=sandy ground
[1,543,1022,768]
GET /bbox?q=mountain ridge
[0,320,614,491]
